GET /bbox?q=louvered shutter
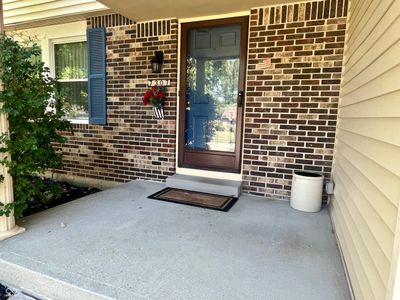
[87,28,106,125]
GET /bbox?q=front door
[178,17,248,173]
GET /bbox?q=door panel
[179,17,248,172]
[191,115,209,149]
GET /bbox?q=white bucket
[290,171,324,213]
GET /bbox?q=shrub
[0,35,72,218]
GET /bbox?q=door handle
[237,91,244,108]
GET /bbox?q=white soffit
[3,0,110,29]
[97,0,301,21]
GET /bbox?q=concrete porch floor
[0,180,351,300]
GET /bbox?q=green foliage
[0,35,72,218]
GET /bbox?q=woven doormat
[148,188,238,212]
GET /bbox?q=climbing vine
[0,35,72,217]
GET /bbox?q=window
[54,40,88,121]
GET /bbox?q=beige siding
[331,0,400,299]
[3,0,108,27]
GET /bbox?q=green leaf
[0,34,73,217]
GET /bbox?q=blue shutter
[87,28,106,125]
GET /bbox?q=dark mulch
[23,178,101,217]
[0,283,13,300]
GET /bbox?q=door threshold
[176,167,242,181]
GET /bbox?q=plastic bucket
[290,171,324,212]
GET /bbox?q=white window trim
[49,35,89,124]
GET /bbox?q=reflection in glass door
[185,25,240,152]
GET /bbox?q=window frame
[49,35,89,124]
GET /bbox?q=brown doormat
[148,188,238,212]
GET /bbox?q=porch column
[0,0,25,241]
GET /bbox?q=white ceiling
[3,0,110,30]
[97,0,301,21]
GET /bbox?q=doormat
[148,188,238,212]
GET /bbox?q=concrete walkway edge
[0,258,112,300]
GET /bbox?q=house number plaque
[147,79,171,87]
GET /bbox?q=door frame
[178,16,249,173]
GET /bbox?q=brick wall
[56,1,347,199]
[242,0,347,199]
[57,16,178,184]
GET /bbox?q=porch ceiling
[97,0,299,21]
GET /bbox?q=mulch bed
[23,178,101,217]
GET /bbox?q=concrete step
[166,174,242,197]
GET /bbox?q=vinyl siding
[3,0,108,26]
[331,0,400,299]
